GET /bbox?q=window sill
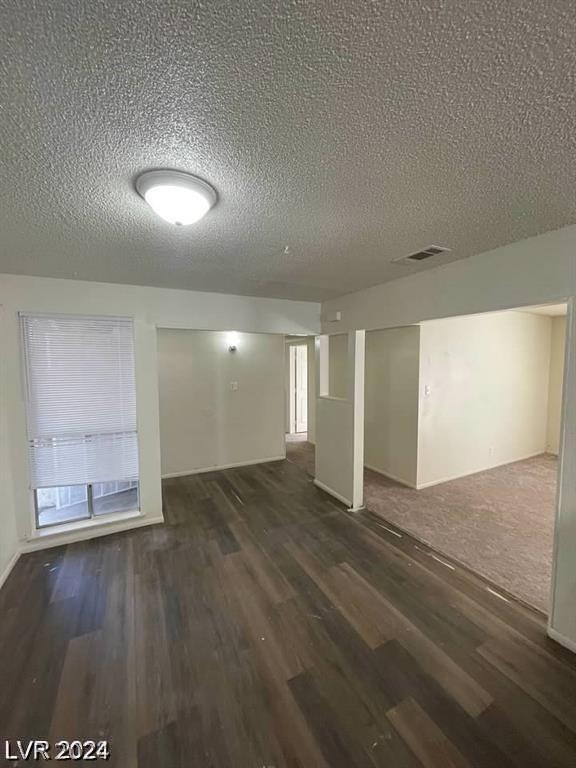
[29,509,143,541]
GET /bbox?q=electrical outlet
[230,381,239,391]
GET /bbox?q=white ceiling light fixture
[135,169,217,226]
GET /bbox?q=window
[36,485,90,527]
[20,313,139,528]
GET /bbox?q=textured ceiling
[0,1,575,302]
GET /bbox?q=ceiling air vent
[393,245,451,263]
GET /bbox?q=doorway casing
[288,344,308,434]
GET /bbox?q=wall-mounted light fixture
[226,332,239,352]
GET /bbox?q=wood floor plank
[3,596,78,739]
[1,459,575,767]
[285,540,492,718]
[289,669,383,768]
[322,512,490,652]
[50,548,87,603]
[388,697,470,768]
[478,633,576,732]
[216,549,305,682]
[49,630,98,741]
[133,553,178,739]
[375,640,514,767]
[477,701,576,768]
[229,518,296,603]
[285,540,390,649]
[337,563,493,718]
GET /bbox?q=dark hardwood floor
[2,459,576,766]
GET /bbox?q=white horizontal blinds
[21,313,139,488]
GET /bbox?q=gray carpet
[286,441,556,613]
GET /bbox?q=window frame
[34,481,140,529]
[19,311,140,532]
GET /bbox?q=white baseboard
[313,478,351,507]
[547,627,576,654]
[364,463,417,489]
[21,514,165,553]
[416,450,547,489]
[162,455,286,479]
[0,550,20,590]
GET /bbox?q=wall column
[314,330,365,511]
[549,297,576,651]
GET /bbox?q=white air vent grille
[393,245,451,263]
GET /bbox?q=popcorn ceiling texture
[0,0,574,301]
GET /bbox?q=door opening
[289,344,308,434]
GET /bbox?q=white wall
[0,307,19,585]
[158,330,285,475]
[315,332,365,509]
[364,326,420,487]
[418,311,552,487]
[285,343,292,433]
[356,313,556,489]
[315,396,356,503]
[306,337,317,444]
[318,224,576,649]
[0,275,320,337]
[0,273,320,557]
[328,333,348,399]
[321,225,575,334]
[547,317,566,454]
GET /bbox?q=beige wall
[158,330,285,476]
[319,224,576,647]
[321,225,574,335]
[547,317,566,454]
[328,333,348,399]
[328,310,560,490]
[307,337,317,443]
[284,343,292,433]
[0,310,18,584]
[0,273,318,558]
[316,331,365,509]
[364,327,420,487]
[418,311,552,487]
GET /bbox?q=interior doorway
[288,343,308,435]
[366,303,566,613]
[286,304,567,614]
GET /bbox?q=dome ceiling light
[135,169,217,226]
